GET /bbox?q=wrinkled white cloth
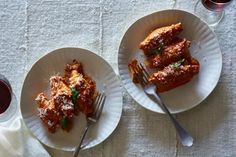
[0,117,50,157]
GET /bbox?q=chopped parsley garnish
[170,59,185,69]
[60,117,69,129]
[156,42,164,54]
[151,42,165,55]
[71,87,79,104]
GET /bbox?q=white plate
[118,9,222,114]
[21,47,122,151]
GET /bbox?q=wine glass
[0,74,17,123]
[194,0,232,27]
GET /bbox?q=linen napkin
[0,116,51,157]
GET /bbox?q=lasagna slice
[35,76,74,133]
[35,93,60,133]
[65,60,96,115]
[50,76,74,118]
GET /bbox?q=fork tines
[93,92,106,119]
[139,63,150,81]
[130,61,150,86]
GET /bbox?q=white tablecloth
[0,0,236,156]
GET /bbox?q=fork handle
[73,126,89,157]
[150,94,194,147]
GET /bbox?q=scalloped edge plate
[21,47,123,151]
[118,9,222,114]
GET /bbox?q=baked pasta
[149,59,199,92]
[35,60,96,133]
[129,23,200,93]
[139,23,183,56]
[144,38,191,69]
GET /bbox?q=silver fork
[132,63,194,147]
[72,93,106,157]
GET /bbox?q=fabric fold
[0,117,51,157]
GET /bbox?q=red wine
[202,0,232,11]
[0,80,12,114]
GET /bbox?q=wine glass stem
[172,0,177,9]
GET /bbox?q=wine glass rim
[208,0,232,4]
